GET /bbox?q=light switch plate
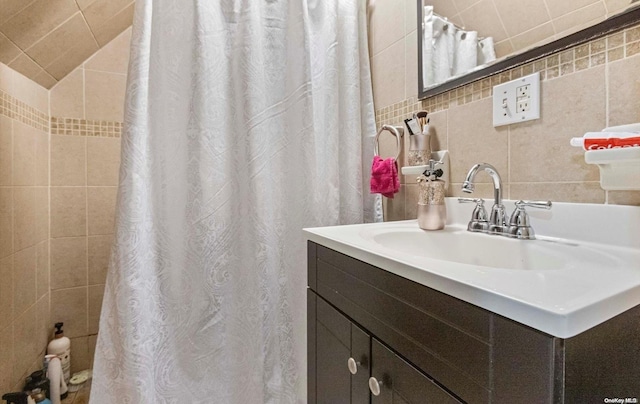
[492,72,540,127]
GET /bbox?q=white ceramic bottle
[46,323,71,384]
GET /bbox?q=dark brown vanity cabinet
[307,241,640,404]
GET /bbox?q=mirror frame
[418,2,640,100]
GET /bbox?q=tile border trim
[0,90,49,132]
[51,117,122,138]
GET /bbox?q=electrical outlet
[517,99,530,112]
[517,84,530,98]
[493,72,540,127]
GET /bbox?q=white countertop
[304,198,640,338]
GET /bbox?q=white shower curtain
[90,0,378,403]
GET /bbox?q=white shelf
[401,150,450,187]
[584,148,640,190]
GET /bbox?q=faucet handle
[457,197,483,204]
[508,200,552,240]
[517,200,552,210]
[458,198,489,232]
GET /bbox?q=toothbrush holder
[408,134,432,166]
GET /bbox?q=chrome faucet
[460,163,552,240]
[461,163,507,234]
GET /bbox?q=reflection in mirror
[418,0,639,99]
[421,6,497,90]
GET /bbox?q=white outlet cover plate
[492,72,540,127]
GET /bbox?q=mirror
[418,0,640,99]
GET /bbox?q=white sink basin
[304,198,640,338]
[364,226,615,271]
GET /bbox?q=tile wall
[47,27,129,375]
[0,27,129,397]
[0,63,51,394]
[370,0,640,221]
[0,0,134,88]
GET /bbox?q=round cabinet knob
[347,358,359,375]
[368,377,383,396]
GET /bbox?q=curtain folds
[90,0,378,403]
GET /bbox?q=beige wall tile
[12,245,36,318]
[458,0,508,43]
[405,0,417,35]
[0,32,20,65]
[51,135,86,186]
[51,237,87,290]
[0,256,13,330]
[447,98,509,183]
[92,3,135,47]
[84,27,131,74]
[82,0,131,31]
[7,53,43,82]
[87,334,97,369]
[0,0,79,49]
[51,287,87,339]
[87,137,121,186]
[0,62,15,97]
[35,240,48,299]
[382,186,406,221]
[35,293,50,357]
[88,284,103,334]
[453,0,481,12]
[34,131,48,186]
[87,186,117,235]
[605,0,633,16]
[510,67,605,183]
[510,22,555,54]
[44,33,99,81]
[0,322,13,394]
[493,0,551,37]
[494,39,514,59]
[369,0,406,55]
[0,117,11,186]
[12,303,37,388]
[25,12,91,68]
[405,30,418,100]
[51,187,87,238]
[371,40,406,109]
[88,235,112,285]
[84,70,127,121]
[70,336,90,373]
[545,0,601,19]
[426,0,459,19]
[76,0,97,10]
[34,186,48,243]
[427,109,448,150]
[13,187,36,252]
[9,67,49,112]
[608,54,640,126]
[32,70,57,89]
[607,190,640,206]
[0,62,13,94]
[510,182,604,203]
[12,121,36,186]
[405,183,419,219]
[553,2,607,35]
[0,0,33,25]
[50,68,84,118]
[0,188,12,258]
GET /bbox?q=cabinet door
[311,293,371,404]
[370,339,461,404]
